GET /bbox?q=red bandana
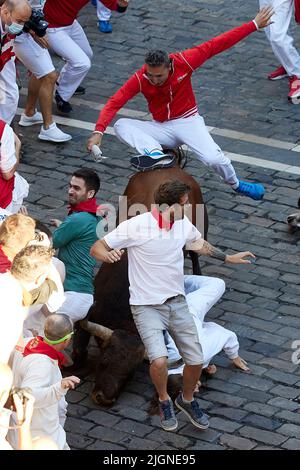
[68,197,98,215]
[151,207,174,231]
[23,336,66,369]
[0,245,12,273]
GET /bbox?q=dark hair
[145,50,170,68]
[154,180,191,207]
[72,168,100,196]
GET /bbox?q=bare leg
[182,364,202,401]
[38,71,58,129]
[150,357,169,401]
[24,74,41,117]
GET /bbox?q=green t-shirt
[53,212,100,295]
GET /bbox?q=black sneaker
[130,153,175,172]
[55,91,73,114]
[158,398,178,431]
[74,86,86,96]
[175,393,209,429]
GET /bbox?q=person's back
[16,352,68,449]
[54,211,99,294]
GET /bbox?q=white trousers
[47,20,93,102]
[56,291,93,323]
[166,275,239,370]
[259,0,300,76]
[97,1,112,21]
[5,172,29,214]
[14,33,55,79]
[0,58,19,124]
[114,114,238,185]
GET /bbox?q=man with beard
[51,168,101,323]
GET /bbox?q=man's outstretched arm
[187,239,255,264]
[180,6,274,71]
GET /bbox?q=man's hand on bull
[61,376,80,390]
[254,5,274,29]
[105,249,124,263]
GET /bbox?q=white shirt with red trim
[95,21,257,133]
[104,212,203,305]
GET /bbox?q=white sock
[182,394,192,404]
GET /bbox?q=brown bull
[76,157,208,406]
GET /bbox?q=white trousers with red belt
[114,114,239,186]
[259,0,300,76]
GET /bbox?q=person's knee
[151,356,167,371]
[73,55,91,73]
[40,70,58,85]
[215,278,226,297]
[114,118,131,136]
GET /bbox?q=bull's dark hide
[92,329,145,406]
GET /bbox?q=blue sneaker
[235,180,265,200]
[158,399,178,431]
[99,20,112,33]
[91,0,97,6]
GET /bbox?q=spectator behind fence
[0,120,29,213]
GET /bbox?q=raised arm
[87,73,141,151]
[187,239,255,265]
[179,6,274,71]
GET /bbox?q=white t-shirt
[0,124,16,174]
[104,212,203,305]
[0,272,26,363]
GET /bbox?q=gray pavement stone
[238,426,287,446]
[243,402,277,418]
[219,433,256,450]
[241,414,282,431]
[282,439,300,450]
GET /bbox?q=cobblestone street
[15,0,300,451]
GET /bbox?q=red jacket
[95,21,257,133]
[44,0,120,28]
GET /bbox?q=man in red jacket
[88,6,273,201]
[42,0,129,114]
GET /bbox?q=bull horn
[80,319,113,340]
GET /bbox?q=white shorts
[14,33,55,79]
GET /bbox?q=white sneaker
[38,122,72,143]
[19,110,43,127]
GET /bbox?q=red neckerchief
[0,245,12,273]
[23,336,66,369]
[151,207,174,231]
[68,197,98,215]
[296,0,300,24]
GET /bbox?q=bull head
[287,213,300,229]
